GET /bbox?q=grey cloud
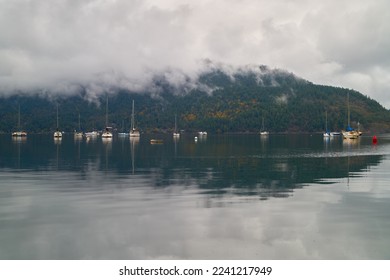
[1,0,390,107]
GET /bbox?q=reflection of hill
[152,154,383,200]
[132,135,385,200]
[0,135,385,201]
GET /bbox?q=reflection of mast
[12,136,27,168]
[102,137,112,171]
[347,92,350,129]
[347,156,350,188]
[343,138,356,189]
[55,139,60,170]
[130,137,139,174]
[174,134,179,157]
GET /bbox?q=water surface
[1,134,390,259]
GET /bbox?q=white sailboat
[12,104,27,137]
[323,110,330,137]
[74,113,83,139]
[259,116,269,136]
[53,103,62,138]
[129,100,140,137]
[173,114,180,138]
[101,95,113,138]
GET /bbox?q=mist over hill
[1,64,389,134]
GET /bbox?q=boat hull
[12,131,27,137]
[101,132,113,138]
[342,130,359,139]
[53,131,62,138]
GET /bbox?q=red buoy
[372,135,378,144]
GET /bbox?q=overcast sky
[1,0,389,107]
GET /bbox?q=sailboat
[342,92,360,139]
[101,95,113,138]
[129,100,140,137]
[12,104,27,137]
[53,103,62,138]
[173,114,180,138]
[323,110,330,137]
[259,116,269,136]
[74,113,83,139]
[118,120,129,137]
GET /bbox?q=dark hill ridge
[1,65,390,133]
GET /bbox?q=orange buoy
[372,135,377,144]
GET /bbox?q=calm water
[1,133,390,259]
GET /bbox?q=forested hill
[1,65,390,134]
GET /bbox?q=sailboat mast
[325,110,328,131]
[131,100,135,130]
[105,95,108,127]
[56,103,59,129]
[174,114,177,132]
[347,92,350,127]
[18,104,21,130]
[262,116,264,131]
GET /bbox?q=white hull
[12,131,27,137]
[54,131,62,138]
[118,132,129,137]
[74,132,83,138]
[129,130,140,137]
[101,131,113,138]
[85,131,99,137]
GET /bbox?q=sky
[1,0,389,107]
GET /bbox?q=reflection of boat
[102,137,113,144]
[129,100,140,138]
[150,139,163,144]
[342,137,360,148]
[54,103,62,138]
[173,114,180,138]
[12,104,27,138]
[101,95,113,138]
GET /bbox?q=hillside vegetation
[1,65,390,134]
